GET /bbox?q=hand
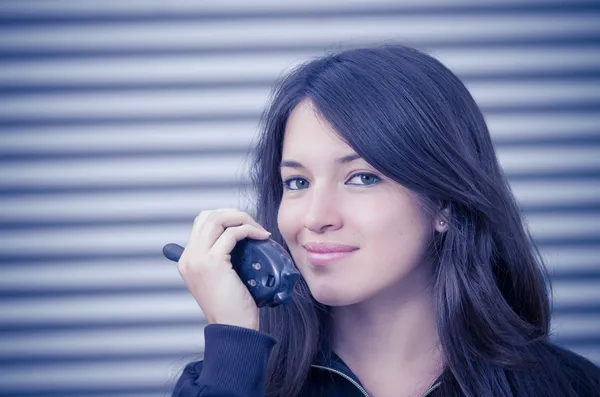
[177,209,271,331]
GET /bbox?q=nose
[302,186,343,234]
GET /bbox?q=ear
[434,202,450,233]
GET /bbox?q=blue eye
[347,173,381,186]
[283,177,310,190]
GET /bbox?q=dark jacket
[171,324,599,397]
[171,324,378,397]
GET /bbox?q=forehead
[282,101,353,157]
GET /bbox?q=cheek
[357,194,432,259]
[276,199,301,242]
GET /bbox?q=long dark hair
[249,45,598,397]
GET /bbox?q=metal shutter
[1,1,598,396]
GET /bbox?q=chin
[308,282,366,307]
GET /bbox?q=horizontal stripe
[0,147,254,162]
[0,238,598,266]
[1,48,597,87]
[0,325,205,363]
[0,386,171,397]
[1,2,599,27]
[2,11,598,51]
[0,247,594,288]
[1,68,600,95]
[0,113,259,127]
[0,307,596,334]
[0,351,198,366]
[551,303,600,315]
[493,133,600,148]
[0,315,591,361]
[0,276,596,310]
[0,103,599,129]
[0,271,598,300]
[0,202,598,230]
[1,36,599,61]
[0,181,249,195]
[2,336,597,365]
[0,357,183,395]
[505,169,600,181]
[0,251,162,265]
[0,286,187,300]
[18,216,600,258]
[2,84,596,122]
[550,269,600,281]
[0,318,206,334]
[2,145,599,182]
[0,115,596,150]
[0,79,273,94]
[0,171,598,197]
[1,134,599,162]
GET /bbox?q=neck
[329,268,443,395]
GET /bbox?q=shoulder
[545,342,600,378]
[483,341,600,397]
[171,325,277,397]
[537,342,600,396]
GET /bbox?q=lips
[302,242,358,266]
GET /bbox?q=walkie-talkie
[162,238,300,307]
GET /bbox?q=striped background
[0,1,599,396]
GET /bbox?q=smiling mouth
[302,242,358,253]
[303,245,358,267]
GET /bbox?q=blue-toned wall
[0,1,599,396]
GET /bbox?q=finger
[180,209,241,265]
[186,210,212,247]
[191,209,240,232]
[196,210,268,251]
[212,209,265,230]
[210,224,271,255]
[186,209,251,249]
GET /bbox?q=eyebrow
[280,153,361,169]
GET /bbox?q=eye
[347,173,381,186]
[283,177,310,191]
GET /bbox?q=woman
[171,45,600,397]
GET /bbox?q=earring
[439,220,446,226]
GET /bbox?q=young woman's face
[277,101,438,307]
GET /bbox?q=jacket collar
[312,339,365,387]
[312,339,444,397]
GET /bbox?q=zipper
[310,364,441,397]
[421,381,441,397]
[311,364,371,396]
